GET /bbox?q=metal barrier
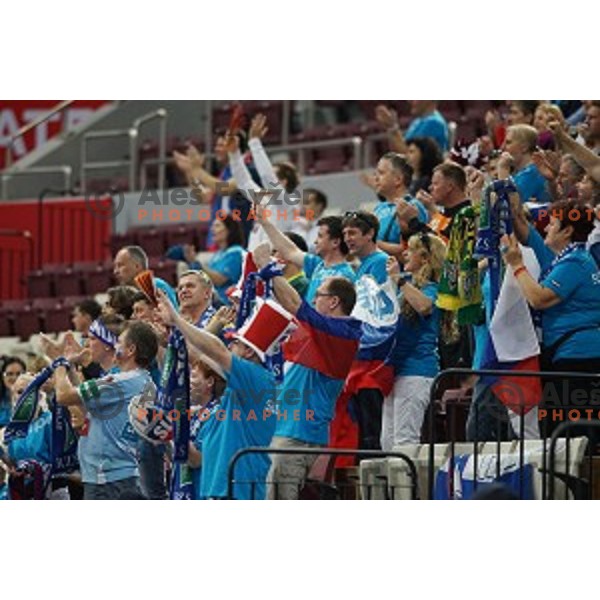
[427,367,600,500]
[1,165,72,201]
[227,446,418,500]
[80,108,167,193]
[0,229,34,300]
[140,135,364,185]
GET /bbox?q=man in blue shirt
[256,209,355,304]
[341,210,392,450]
[113,245,178,307]
[54,321,159,499]
[253,241,362,499]
[176,270,216,328]
[155,290,283,500]
[375,101,449,153]
[372,152,428,259]
[498,124,551,204]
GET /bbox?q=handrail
[267,135,363,173]
[131,109,167,191]
[81,109,168,193]
[4,100,75,169]
[139,135,365,185]
[1,165,72,201]
[81,128,132,194]
[226,446,418,500]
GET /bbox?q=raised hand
[252,241,272,269]
[359,171,377,191]
[249,114,268,140]
[500,233,523,268]
[156,290,178,327]
[39,333,64,361]
[466,168,486,202]
[375,105,399,131]
[415,189,435,212]
[223,130,239,154]
[532,149,559,181]
[185,144,205,170]
[396,198,419,222]
[386,255,401,284]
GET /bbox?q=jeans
[83,477,144,500]
[138,439,168,499]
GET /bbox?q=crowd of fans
[1,100,599,500]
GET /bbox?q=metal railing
[80,108,167,193]
[226,446,418,500]
[3,100,75,169]
[1,165,73,201]
[140,135,364,185]
[426,367,600,500]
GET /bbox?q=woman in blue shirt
[0,357,26,429]
[202,215,245,305]
[505,198,600,442]
[383,232,447,449]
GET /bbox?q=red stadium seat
[27,270,54,298]
[135,227,166,258]
[53,266,83,297]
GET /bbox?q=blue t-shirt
[374,197,428,244]
[274,302,362,444]
[0,392,11,428]
[405,110,449,152]
[208,245,244,304]
[526,226,600,359]
[539,249,600,360]
[77,369,156,485]
[513,163,551,204]
[6,410,52,465]
[356,249,389,284]
[304,254,356,304]
[198,355,276,500]
[389,282,441,377]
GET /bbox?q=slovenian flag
[481,246,542,417]
[343,276,399,398]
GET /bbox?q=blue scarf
[3,363,57,443]
[475,179,515,311]
[158,328,190,462]
[50,395,79,476]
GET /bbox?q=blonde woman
[382,232,447,449]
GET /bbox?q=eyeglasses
[314,291,335,298]
[419,232,432,254]
[343,211,373,229]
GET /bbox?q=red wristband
[513,265,527,278]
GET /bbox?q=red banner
[0,100,109,169]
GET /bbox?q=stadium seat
[77,262,115,295]
[13,305,41,340]
[135,227,166,258]
[27,270,55,298]
[53,266,83,297]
